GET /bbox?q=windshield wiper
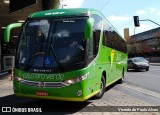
[49,43,65,71]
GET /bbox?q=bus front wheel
[94,75,106,99]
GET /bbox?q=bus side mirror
[4,23,22,43]
[84,18,94,39]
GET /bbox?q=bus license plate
[36,91,48,96]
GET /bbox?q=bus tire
[146,67,149,71]
[118,69,124,84]
[94,75,106,99]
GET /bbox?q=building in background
[129,27,160,62]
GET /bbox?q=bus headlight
[64,72,89,85]
[14,76,24,82]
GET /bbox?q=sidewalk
[150,63,160,66]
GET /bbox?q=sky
[60,0,160,37]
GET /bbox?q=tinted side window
[102,20,115,49]
[91,14,102,55]
[102,19,127,53]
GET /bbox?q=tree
[127,36,153,57]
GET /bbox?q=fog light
[77,90,82,96]
[14,76,24,81]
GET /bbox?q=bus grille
[20,80,69,88]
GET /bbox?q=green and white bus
[4,8,127,101]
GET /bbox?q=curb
[150,63,160,66]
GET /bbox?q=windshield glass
[16,17,87,72]
[133,58,144,63]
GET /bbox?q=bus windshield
[16,17,87,72]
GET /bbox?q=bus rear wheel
[94,75,106,99]
[118,69,124,84]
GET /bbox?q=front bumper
[13,79,99,102]
[135,65,149,69]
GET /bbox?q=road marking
[128,73,160,77]
[120,83,160,99]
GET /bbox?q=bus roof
[28,8,123,39]
[29,8,98,19]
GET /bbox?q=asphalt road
[113,65,160,106]
[124,65,160,93]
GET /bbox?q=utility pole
[62,4,67,9]
[139,19,160,27]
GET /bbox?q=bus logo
[38,82,44,88]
